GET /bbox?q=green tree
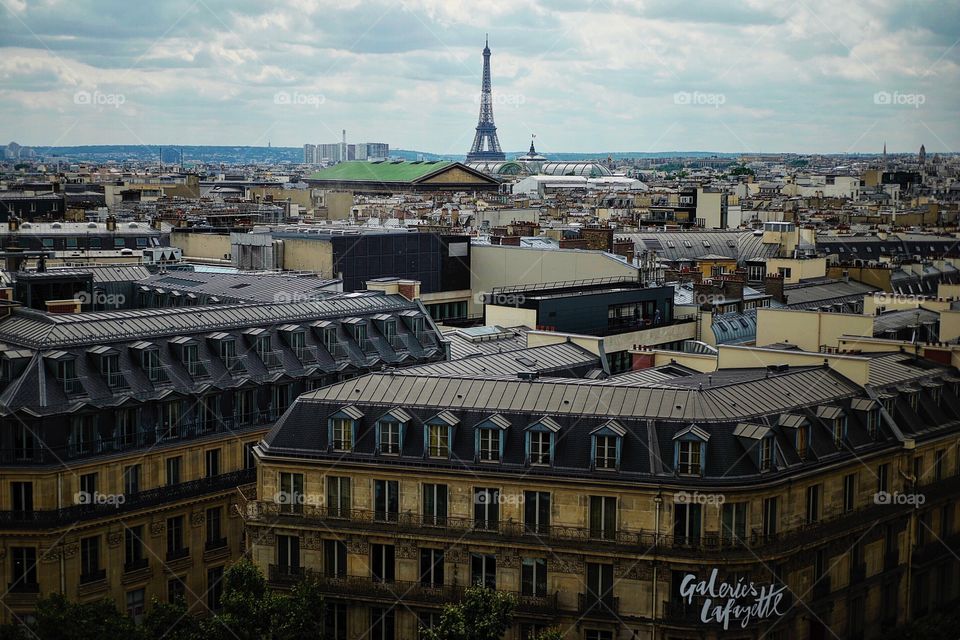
[531,629,564,640]
[14,593,135,640]
[420,587,515,640]
[201,558,278,640]
[270,575,327,640]
[140,598,202,640]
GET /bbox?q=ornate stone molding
[190,511,205,527]
[346,538,369,555]
[149,521,165,537]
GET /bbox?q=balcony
[105,371,130,390]
[268,564,304,587]
[275,572,557,615]
[295,348,318,366]
[166,547,190,562]
[223,356,246,375]
[124,558,149,573]
[387,334,406,351]
[0,469,255,530]
[324,342,349,359]
[79,569,106,585]
[62,377,83,395]
[578,593,619,617]
[144,365,170,385]
[205,537,228,552]
[259,350,283,369]
[184,359,209,379]
[8,580,39,594]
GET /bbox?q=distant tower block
[919,144,926,165]
[466,36,506,162]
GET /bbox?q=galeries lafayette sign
[679,569,789,629]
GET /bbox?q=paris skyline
[1,0,958,155]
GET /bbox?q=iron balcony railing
[259,350,283,369]
[185,359,209,379]
[79,569,107,585]
[106,371,131,390]
[295,348,318,365]
[387,334,406,351]
[144,364,170,384]
[265,569,557,614]
[243,474,960,559]
[62,377,83,395]
[578,593,619,617]
[0,469,255,530]
[324,342,349,359]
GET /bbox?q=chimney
[106,215,117,232]
[764,272,785,304]
[8,216,19,232]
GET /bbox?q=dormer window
[673,424,709,476]
[525,417,561,466]
[50,354,81,395]
[816,406,847,449]
[590,420,625,471]
[797,425,809,460]
[734,422,773,472]
[424,411,458,459]
[219,338,239,371]
[375,408,411,455]
[851,398,880,439]
[475,414,510,463]
[327,405,362,452]
[279,325,310,362]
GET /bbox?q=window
[594,435,618,470]
[371,544,395,583]
[422,483,448,526]
[124,526,145,570]
[207,567,224,612]
[11,547,37,590]
[324,603,347,640]
[877,463,889,494]
[524,491,550,534]
[277,534,300,572]
[374,479,399,522]
[832,418,845,448]
[13,424,35,461]
[528,431,552,465]
[244,442,257,469]
[370,608,395,640]
[205,448,220,478]
[471,553,496,589]
[330,417,353,452]
[673,502,701,544]
[420,548,444,587]
[166,515,186,559]
[521,558,547,597]
[843,474,856,512]
[69,415,98,456]
[378,421,402,455]
[126,589,145,624]
[168,577,186,604]
[473,488,500,531]
[79,472,97,502]
[324,540,347,578]
[277,472,304,514]
[585,563,614,611]
[123,464,140,495]
[807,484,821,524]
[477,428,501,462]
[426,424,449,458]
[866,409,880,438]
[326,476,350,518]
[721,502,747,543]
[589,496,617,540]
[115,408,137,448]
[161,400,182,439]
[80,536,101,582]
[166,456,181,486]
[11,482,32,514]
[796,425,809,460]
[763,497,778,536]
[206,507,224,548]
[219,339,238,370]
[677,440,702,475]
[759,437,773,471]
[585,632,613,640]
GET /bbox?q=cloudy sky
[1,0,957,154]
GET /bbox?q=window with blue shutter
[525,417,560,466]
[672,424,709,476]
[327,405,362,452]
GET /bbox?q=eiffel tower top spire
[466,37,505,162]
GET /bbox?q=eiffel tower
[466,36,506,162]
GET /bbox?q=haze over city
[1,0,958,154]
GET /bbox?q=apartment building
[245,348,960,640]
[0,291,445,623]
